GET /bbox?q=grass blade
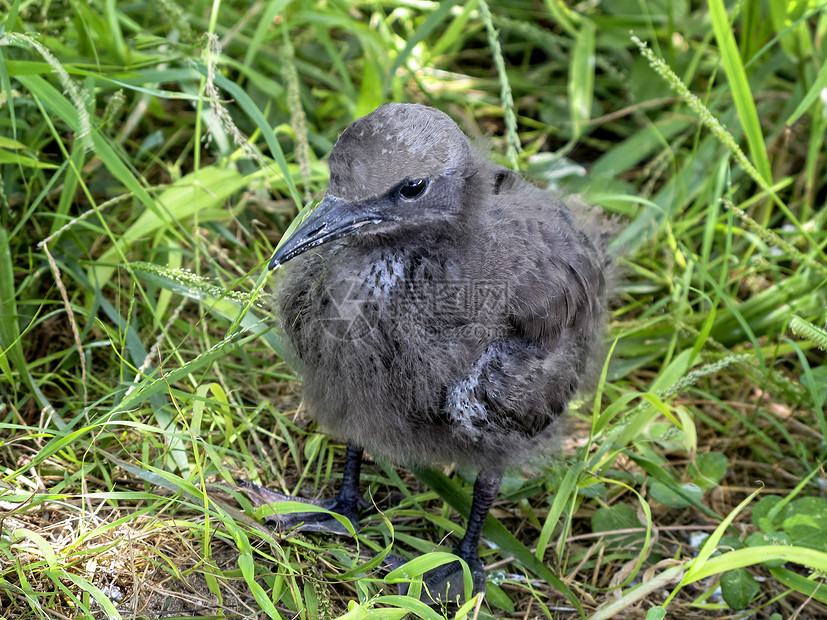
[708,0,772,183]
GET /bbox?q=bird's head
[269,103,474,270]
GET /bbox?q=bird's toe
[236,479,361,535]
[385,552,486,606]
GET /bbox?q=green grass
[1,1,826,618]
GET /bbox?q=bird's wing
[445,192,609,440]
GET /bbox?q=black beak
[269,195,385,270]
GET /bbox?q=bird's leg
[454,470,502,592]
[237,443,365,535]
[324,443,364,521]
[401,470,503,605]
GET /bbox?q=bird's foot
[384,551,486,606]
[236,479,363,535]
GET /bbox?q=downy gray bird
[255,102,614,602]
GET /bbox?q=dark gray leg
[401,469,502,604]
[454,470,502,593]
[326,443,364,522]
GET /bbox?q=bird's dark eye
[399,178,428,200]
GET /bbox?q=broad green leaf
[752,495,783,531]
[591,503,644,543]
[720,568,760,611]
[691,452,728,489]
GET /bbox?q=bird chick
[262,102,614,602]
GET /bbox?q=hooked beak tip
[266,195,386,272]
